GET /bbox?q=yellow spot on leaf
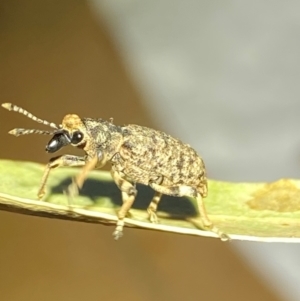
[248,179,300,212]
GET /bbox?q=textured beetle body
[114,124,207,195]
[2,103,226,240]
[79,118,207,194]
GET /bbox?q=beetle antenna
[8,128,55,137]
[2,103,59,129]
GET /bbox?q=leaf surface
[0,159,299,242]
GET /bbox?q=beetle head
[2,103,87,154]
[46,114,87,153]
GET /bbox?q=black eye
[71,131,83,144]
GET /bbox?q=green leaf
[0,159,299,242]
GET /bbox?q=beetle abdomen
[119,125,207,191]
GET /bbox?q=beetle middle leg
[66,155,98,199]
[66,152,107,201]
[149,182,228,240]
[146,176,164,223]
[147,191,163,223]
[111,167,137,240]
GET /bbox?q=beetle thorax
[82,118,124,160]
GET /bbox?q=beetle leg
[66,155,100,200]
[67,151,109,199]
[149,182,228,240]
[38,155,86,199]
[111,168,137,240]
[147,191,162,223]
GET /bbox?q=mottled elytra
[2,103,228,240]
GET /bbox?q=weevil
[2,103,227,240]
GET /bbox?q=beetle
[2,103,226,240]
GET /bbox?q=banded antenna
[2,103,61,136]
[8,128,54,137]
[2,103,59,129]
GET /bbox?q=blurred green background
[0,1,280,301]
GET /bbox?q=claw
[37,189,45,200]
[113,229,124,240]
[147,209,159,223]
[67,178,79,198]
[113,220,125,240]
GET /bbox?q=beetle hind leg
[149,182,229,240]
[195,192,229,241]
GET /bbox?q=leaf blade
[1,159,300,242]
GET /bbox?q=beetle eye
[71,131,83,144]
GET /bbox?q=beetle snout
[46,131,71,153]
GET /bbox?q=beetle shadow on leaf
[50,177,198,219]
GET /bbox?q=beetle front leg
[38,155,86,199]
[111,168,137,240]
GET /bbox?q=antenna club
[2,103,13,111]
[8,129,19,136]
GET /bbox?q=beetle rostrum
[46,130,71,153]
